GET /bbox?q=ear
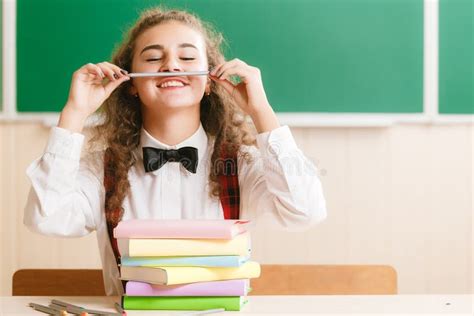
[205,78,211,95]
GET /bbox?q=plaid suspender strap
[103,148,122,265]
[217,147,240,220]
[103,147,241,268]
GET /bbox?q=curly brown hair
[88,6,255,222]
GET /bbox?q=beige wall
[1,122,472,296]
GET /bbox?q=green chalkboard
[17,0,423,113]
[439,0,473,114]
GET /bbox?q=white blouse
[23,124,327,295]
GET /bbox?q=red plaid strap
[217,148,240,220]
[104,147,240,266]
[103,148,122,264]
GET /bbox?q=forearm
[249,103,280,134]
[23,127,99,236]
[58,102,89,133]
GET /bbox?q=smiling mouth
[157,80,188,89]
[158,86,187,90]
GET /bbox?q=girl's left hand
[209,58,271,116]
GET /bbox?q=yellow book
[120,261,261,285]
[118,232,251,257]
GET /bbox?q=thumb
[213,77,236,95]
[104,76,130,97]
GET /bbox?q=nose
[159,56,182,73]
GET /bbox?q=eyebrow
[140,43,198,55]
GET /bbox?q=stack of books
[114,219,261,311]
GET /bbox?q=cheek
[131,58,156,72]
[135,79,155,91]
[192,78,207,90]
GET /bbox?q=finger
[215,64,250,84]
[96,63,117,81]
[103,61,128,78]
[209,60,233,77]
[210,74,236,95]
[103,74,130,96]
[83,63,105,80]
[214,59,244,78]
[97,62,123,81]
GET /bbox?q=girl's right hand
[65,62,130,118]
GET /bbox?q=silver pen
[29,303,61,315]
[51,299,120,316]
[128,70,209,78]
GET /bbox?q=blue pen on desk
[127,71,209,78]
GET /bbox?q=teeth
[159,80,185,88]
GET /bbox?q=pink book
[125,279,250,296]
[114,219,250,239]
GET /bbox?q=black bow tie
[143,146,198,174]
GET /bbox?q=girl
[24,7,327,295]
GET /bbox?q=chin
[147,98,201,111]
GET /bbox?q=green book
[122,295,247,311]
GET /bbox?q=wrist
[63,101,90,117]
[248,101,272,119]
[58,104,89,133]
[249,103,280,133]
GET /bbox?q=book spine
[122,296,243,311]
[125,233,250,257]
[125,280,248,296]
[121,256,243,267]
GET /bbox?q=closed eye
[146,58,196,62]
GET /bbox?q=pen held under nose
[128,71,209,78]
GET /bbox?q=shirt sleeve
[238,125,327,231]
[23,126,105,237]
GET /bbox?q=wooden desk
[1,295,472,315]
